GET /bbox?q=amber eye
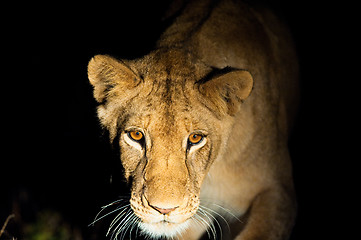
[128,130,144,142]
[188,133,204,145]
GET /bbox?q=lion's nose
[151,205,178,215]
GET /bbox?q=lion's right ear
[87,55,141,103]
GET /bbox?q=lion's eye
[128,130,144,142]
[188,133,204,145]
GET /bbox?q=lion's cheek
[119,149,144,181]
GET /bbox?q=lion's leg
[234,187,296,240]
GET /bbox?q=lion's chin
[138,220,190,239]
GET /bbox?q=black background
[1,0,358,239]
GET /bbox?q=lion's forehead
[126,58,211,138]
[133,103,194,136]
[128,88,202,138]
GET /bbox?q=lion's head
[88,49,253,238]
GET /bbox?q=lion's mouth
[131,203,195,238]
[127,193,200,238]
[138,218,191,238]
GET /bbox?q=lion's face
[121,99,214,237]
[88,50,253,238]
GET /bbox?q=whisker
[192,214,212,240]
[135,219,141,239]
[107,206,132,237]
[108,205,131,229]
[212,203,242,223]
[202,206,224,240]
[89,196,140,240]
[200,205,230,235]
[118,213,133,240]
[121,214,139,240]
[197,207,218,240]
[89,204,129,227]
[89,198,129,227]
[131,215,141,240]
[109,207,133,239]
[127,215,135,240]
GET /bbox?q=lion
[87,0,298,239]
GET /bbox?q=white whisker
[89,198,130,226]
[128,215,137,240]
[119,213,137,240]
[107,205,131,232]
[201,206,224,240]
[89,200,120,227]
[198,207,218,240]
[89,197,141,240]
[200,205,231,234]
[89,204,129,227]
[121,214,138,240]
[212,203,242,223]
[111,208,135,240]
[192,214,213,240]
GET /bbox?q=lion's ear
[198,68,253,116]
[87,55,141,103]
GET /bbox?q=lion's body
[88,0,298,239]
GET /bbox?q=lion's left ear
[197,68,253,116]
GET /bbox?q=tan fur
[88,0,298,239]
